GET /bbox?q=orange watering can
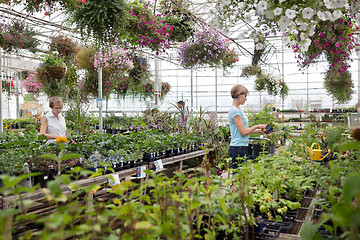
[309,143,331,161]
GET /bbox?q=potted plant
[177,28,239,71]
[43,52,67,79]
[125,1,172,52]
[66,0,128,44]
[49,35,78,63]
[21,72,42,97]
[0,20,40,53]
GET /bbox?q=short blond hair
[49,96,63,108]
[231,84,248,99]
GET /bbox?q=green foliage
[66,0,128,44]
[301,171,360,239]
[324,69,354,104]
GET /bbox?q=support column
[0,50,3,132]
[16,72,20,119]
[98,67,103,132]
[215,68,218,115]
[154,57,160,108]
[358,47,360,106]
[190,69,193,112]
[281,38,285,110]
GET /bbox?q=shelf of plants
[0,106,358,240]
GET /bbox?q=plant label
[108,174,120,187]
[154,160,164,171]
[96,98,102,108]
[137,166,147,178]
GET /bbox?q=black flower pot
[129,161,135,168]
[143,153,152,162]
[166,149,173,157]
[33,171,49,188]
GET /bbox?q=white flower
[332,10,342,20]
[238,2,245,9]
[279,0,286,2]
[222,0,231,6]
[278,16,290,32]
[282,37,290,45]
[285,9,297,19]
[309,24,316,36]
[273,7,283,16]
[323,0,333,9]
[302,7,315,19]
[255,42,264,50]
[265,10,275,19]
[288,21,296,31]
[300,38,312,52]
[291,29,299,35]
[299,22,307,31]
[325,11,334,21]
[300,32,306,40]
[317,11,327,21]
[333,0,346,8]
[257,0,267,13]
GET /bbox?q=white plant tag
[108,174,120,187]
[137,166,147,178]
[154,160,164,171]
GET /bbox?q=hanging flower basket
[46,66,67,79]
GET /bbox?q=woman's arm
[39,116,62,140]
[234,115,267,136]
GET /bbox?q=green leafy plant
[66,0,128,44]
[324,69,354,104]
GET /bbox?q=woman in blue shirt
[228,84,267,169]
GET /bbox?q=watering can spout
[320,150,331,161]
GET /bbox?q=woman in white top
[39,96,67,143]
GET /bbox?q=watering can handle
[310,143,320,151]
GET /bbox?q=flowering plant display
[125,1,173,53]
[216,0,360,103]
[143,79,155,99]
[0,0,76,14]
[35,65,69,99]
[0,20,39,53]
[127,54,150,87]
[49,35,78,62]
[222,48,240,70]
[178,29,239,70]
[240,65,262,77]
[293,19,358,75]
[35,52,77,100]
[255,74,289,98]
[161,81,171,95]
[93,45,134,71]
[21,72,42,96]
[78,45,134,99]
[158,0,195,42]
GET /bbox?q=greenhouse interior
[0,0,360,239]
